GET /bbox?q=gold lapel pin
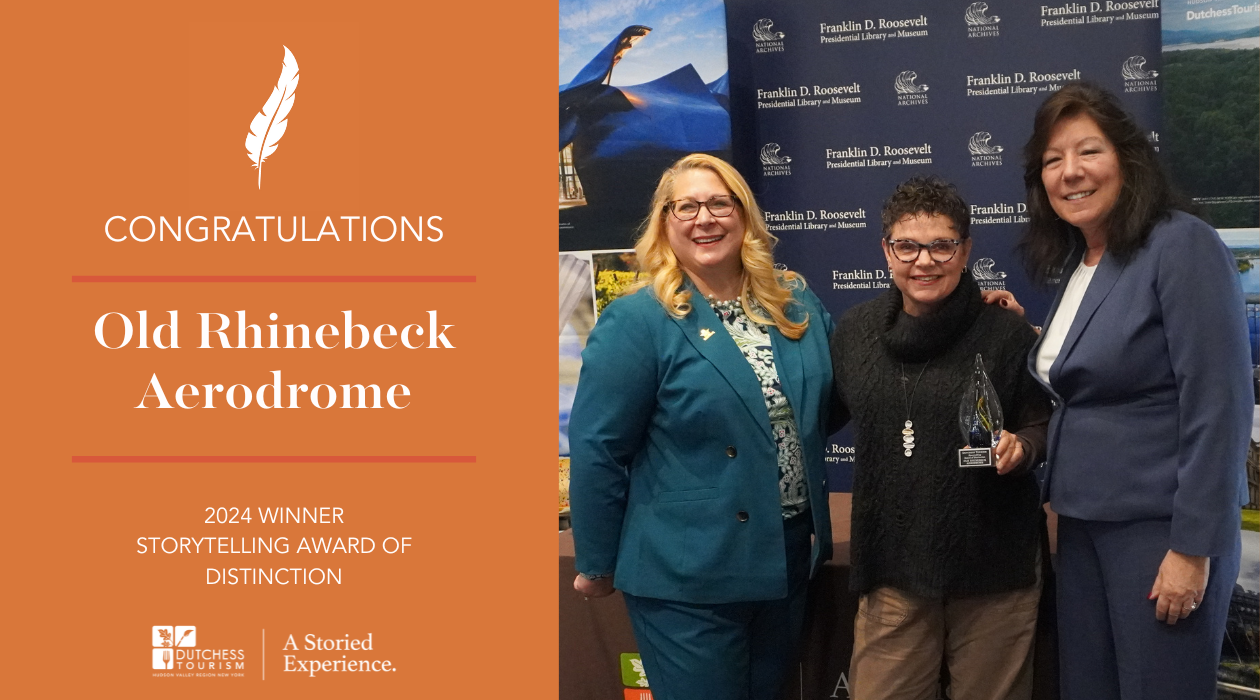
[700,328,715,341]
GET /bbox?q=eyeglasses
[886,238,962,263]
[667,195,738,221]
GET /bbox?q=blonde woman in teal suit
[569,154,835,700]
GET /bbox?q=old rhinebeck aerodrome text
[97,309,455,410]
[95,212,456,408]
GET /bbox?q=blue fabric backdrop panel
[724,0,1163,491]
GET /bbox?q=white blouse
[1036,259,1098,385]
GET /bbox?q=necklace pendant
[900,361,930,459]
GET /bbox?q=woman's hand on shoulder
[1149,550,1208,624]
[573,574,616,599]
[980,289,1026,319]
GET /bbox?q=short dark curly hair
[880,175,970,240]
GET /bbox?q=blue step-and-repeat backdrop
[724,0,1162,490]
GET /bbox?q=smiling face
[665,168,746,290]
[1040,112,1124,243]
[883,213,971,316]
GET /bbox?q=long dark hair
[1019,82,1186,286]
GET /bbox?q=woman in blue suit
[1020,83,1251,699]
[569,153,835,700]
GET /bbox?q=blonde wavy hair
[631,153,808,339]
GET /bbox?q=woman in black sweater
[830,176,1050,700]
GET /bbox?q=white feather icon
[245,46,300,189]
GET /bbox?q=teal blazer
[569,282,835,604]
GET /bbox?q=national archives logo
[972,258,1009,290]
[969,132,1004,167]
[895,71,929,106]
[152,626,197,669]
[753,19,786,53]
[245,46,300,189]
[965,2,1001,37]
[760,143,792,177]
[1122,55,1159,92]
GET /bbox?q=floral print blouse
[708,297,808,519]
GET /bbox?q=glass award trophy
[958,354,1003,468]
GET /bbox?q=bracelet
[579,572,611,581]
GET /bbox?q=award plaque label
[958,447,994,468]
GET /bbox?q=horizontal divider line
[71,455,476,464]
[71,275,475,283]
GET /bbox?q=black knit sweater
[831,272,1050,597]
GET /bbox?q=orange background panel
[2,1,555,697]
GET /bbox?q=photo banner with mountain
[557,2,732,518]
[1162,0,1260,228]
[2,3,555,697]
[724,0,1161,492]
[1162,5,1260,694]
[559,1,732,252]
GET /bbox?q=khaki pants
[849,582,1040,700]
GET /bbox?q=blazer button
[725,446,737,458]
[736,511,750,522]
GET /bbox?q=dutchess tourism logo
[760,143,792,177]
[969,131,1004,167]
[1122,55,1159,92]
[152,626,197,669]
[965,2,1001,37]
[753,19,786,53]
[245,46,300,189]
[895,71,929,106]
[151,625,246,678]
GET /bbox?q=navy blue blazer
[569,282,835,604]
[1029,212,1251,557]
